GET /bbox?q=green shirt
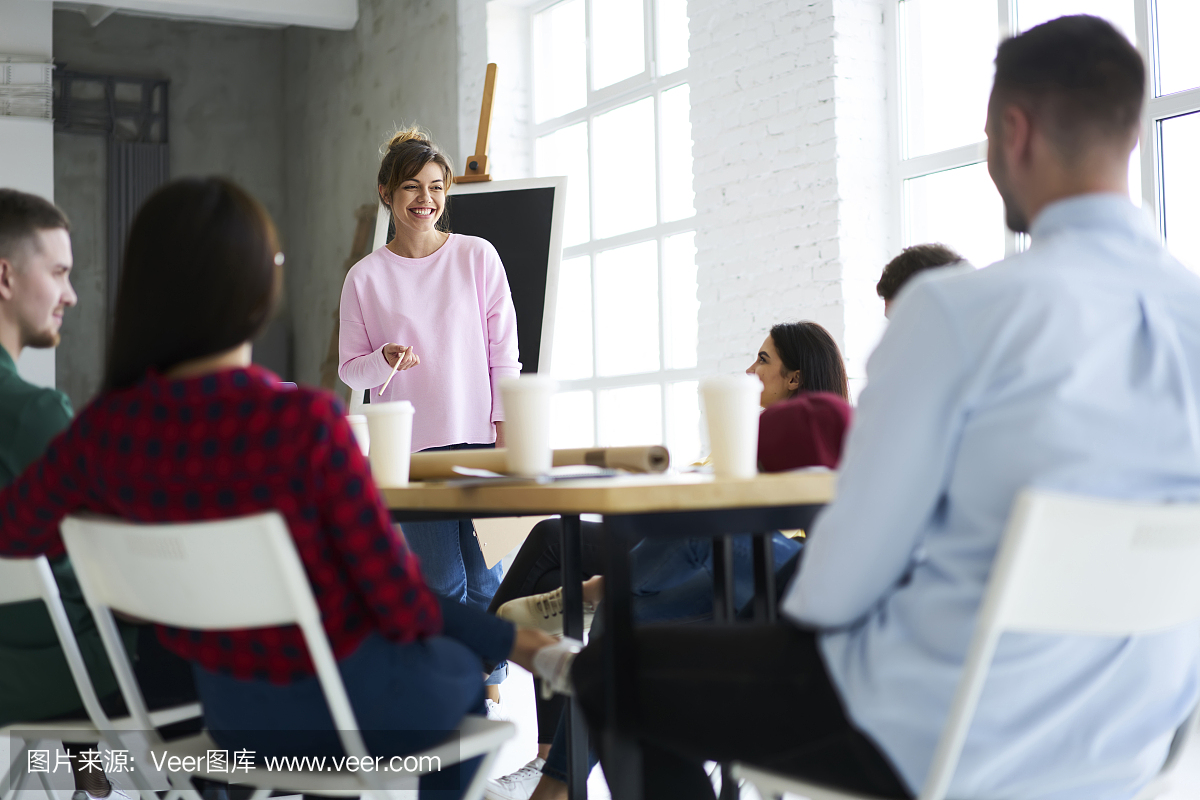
[0,348,133,725]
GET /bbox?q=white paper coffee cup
[362,400,414,486]
[500,376,559,477]
[701,375,763,479]
[346,414,370,457]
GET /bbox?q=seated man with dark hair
[875,243,969,317]
[549,16,1200,800]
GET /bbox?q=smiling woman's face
[746,335,801,408]
[384,161,447,237]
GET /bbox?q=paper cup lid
[362,400,414,415]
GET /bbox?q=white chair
[0,555,201,800]
[734,488,1200,800]
[60,511,515,800]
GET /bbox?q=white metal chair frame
[61,511,514,799]
[734,489,1200,800]
[0,555,200,800]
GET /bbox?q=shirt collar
[1030,192,1158,246]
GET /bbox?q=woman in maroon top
[0,178,559,782]
[483,322,852,798]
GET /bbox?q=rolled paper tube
[407,445,671,481]
[552,446,670,474]
[409,449,508,480]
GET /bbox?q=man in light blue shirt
[566,14,1200,800]
[783,14,1200,797]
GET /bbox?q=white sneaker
[533,637,583,699]
[485,698,508,721]
[495,587,596,636]
[483,757,546,800]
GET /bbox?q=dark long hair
[769,321,849,400]
[103,178,282,391]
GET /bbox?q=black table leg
[719,763,739,800]
[711,535,735,623]
[751,532,777,623]
[603,517,642,800]
[560,515,588,800]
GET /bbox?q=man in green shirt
[0,189,127,799]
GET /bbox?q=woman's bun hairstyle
[378,125,454,233]
[383,125,433,150]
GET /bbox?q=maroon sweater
[757,391,853,472]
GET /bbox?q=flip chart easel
[457,63,497,184]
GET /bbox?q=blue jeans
[401,519,506,685]
[402,444,506,685]
[629,532,803,622]
[194,600,514,797]
[540,532,804,783]
[401,519,503,611]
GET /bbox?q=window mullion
[998,0,1016,38]
[583,0,595,96]
[999,0,1018,256]
[646,0,657,78]
[1136,0,1159,218]
[1154,118,1168,244]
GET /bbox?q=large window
[895,0,1200,272]
[531,0,701,463]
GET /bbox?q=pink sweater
[338,234,521,451]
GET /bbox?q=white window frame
[526,0,698,450]
[888,0,1200,262]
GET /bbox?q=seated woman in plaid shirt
[0,177,572,788]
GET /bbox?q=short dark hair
[769,321,849,400]
[103,178,282,391]
[992,15,1144,155]
[0,189,70,263]
[876,243,965,301]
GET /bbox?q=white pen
[379,348,405,396]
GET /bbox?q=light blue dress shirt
[782,194,1200,800]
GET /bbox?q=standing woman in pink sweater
[338,128,521,694]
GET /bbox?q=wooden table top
[379,469,836,515]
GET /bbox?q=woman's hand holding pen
[383,343,420,371]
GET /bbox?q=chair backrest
[921,489,1200,800]
[0,555,112,730]
[60,512,372,766]
[0,555,49,605]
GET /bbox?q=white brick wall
[458,0,533,182]
[690,0,892,392]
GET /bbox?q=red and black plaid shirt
[0,366,442,683]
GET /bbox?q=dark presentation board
[374,176,567,374]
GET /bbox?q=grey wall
[52,9,289,408]
[53,133,106,408]
[51,0,461,405]
[282,0,459,390]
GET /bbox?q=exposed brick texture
[690,0,891,393]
